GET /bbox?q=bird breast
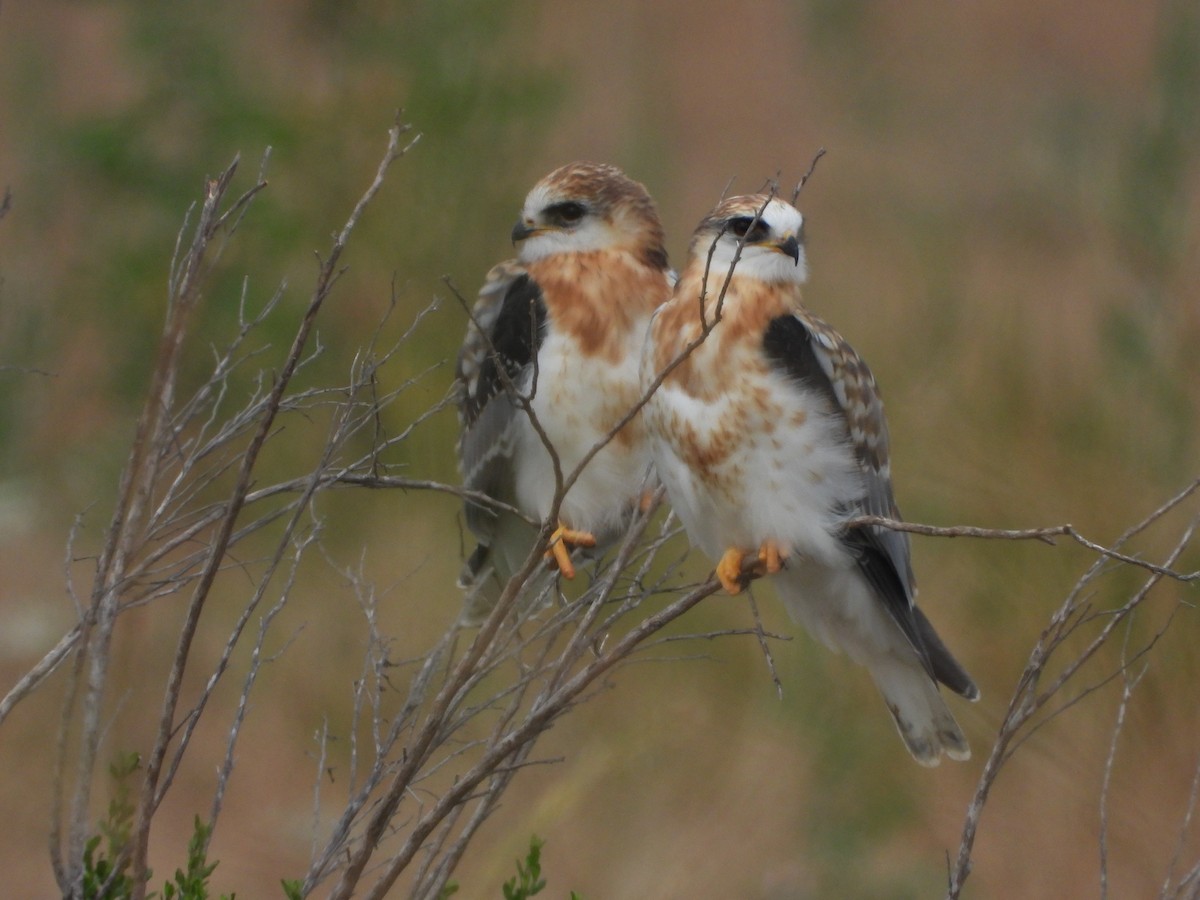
[645,293,863,566]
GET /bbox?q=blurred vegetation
[0,1,1197,898]
[1103,1,1200,481]
[0,0,560,502]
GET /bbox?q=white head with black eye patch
[697,195,808,284]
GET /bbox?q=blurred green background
[1,1,1197,897]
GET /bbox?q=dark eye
[728,216,754,237]
[548,201,587,226]
[727,216,768,242]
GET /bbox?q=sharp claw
[559,527,596,549]
[717,541,786,594]
[716,548,747,595]
[544,523,597,579]
[758,540,783,574]
[549,536,576,579]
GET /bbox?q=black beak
[511,219,536,244]
[778,235,801,265]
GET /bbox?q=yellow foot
[716,548,750,595]
[545,523,597,579]
[716,541,787,594]
[758,539,784,575]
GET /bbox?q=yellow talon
[716,548,749,595]
[545,523,597,579]
[717,541,787,594]
[758,540,784,575]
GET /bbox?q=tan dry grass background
[1,1,1197,897]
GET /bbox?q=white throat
[708,239,808,284]
[517,218,616,263]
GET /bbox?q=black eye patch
[546,201,587,226]
[726,215,770,243]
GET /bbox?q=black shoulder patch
[464,274,547,425]
[762,314,841,413]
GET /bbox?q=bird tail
[456,528,558,626]
[866,653,971,766]
[772,565,974,765]
[456,542,504,624]
[913,605,979,700]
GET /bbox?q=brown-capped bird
[456,162,673,620]
[641,194,977,764]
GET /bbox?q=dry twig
[7,136,1194,899]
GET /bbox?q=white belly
[646,367,864,567]
[513,329,652,533]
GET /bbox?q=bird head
[690,194,808,284]
[511,162,668,270]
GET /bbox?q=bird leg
[546,522,597,579]
[716,540,786,594]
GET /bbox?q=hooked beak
[511,219,537,244]
[776,234,801,265]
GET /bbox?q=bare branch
[945,481,1199,899]
[24,119,1196,900]
[791,147,827,204]
[1098,637,1147,899]
[847,488,1200,582]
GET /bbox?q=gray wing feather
[799,319,913,588]
[762,312,977,699]
[454,262,548,611]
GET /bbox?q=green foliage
[280,878,304,900]
[495,835,583,900]
[100,752,141,862]
[160,817,229,900]
[81,756,233,900]
[81,752,146,899]
[502,835,547,900]
[82,834,142,900]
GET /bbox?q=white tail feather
[773,565,971,765]
[868,654,970,766]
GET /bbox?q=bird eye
[727,216,767,242]
[548,201,587,226]
[728,216,754,237]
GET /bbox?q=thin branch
[945,484,1198,899]
[745,586,785,700]
[1161,748,1200,897]
[552,194,776,515]
[127,120,417,899]
[848,493,1200,582]
[790,147,827,204]
[1098,645,1146,899]
[58,154,253,897]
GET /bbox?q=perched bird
[641,193,977,765]
[455,162,673,621]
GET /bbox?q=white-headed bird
[642,194,977,764]
[456,162,673,620]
